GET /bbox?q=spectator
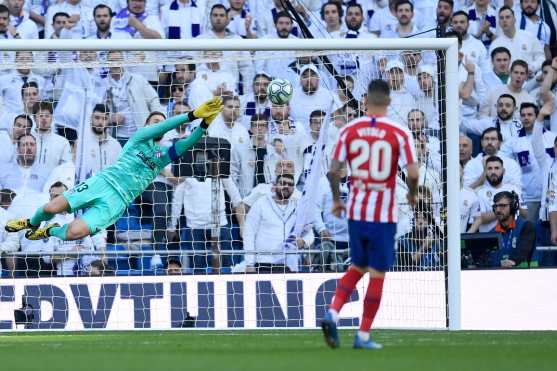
[6,0,38,39]
[342,2,374,38]
[460,166,480,232]
[161,0,204,39]
[420,0,453,37]
[166,257,182,275]
[0,189,18,274]
[44,182,95,276]
[87,103,122,174]
[459,134,473,167]
[320,1,343,38]
[399,50,424,96]
[0,4,18,49]
[45,0,95,39]
[50,12,70,40]
[0,133,50,195]
[244,174,314,273]
[408,110,441,168]
[208,94,250,148]
[384,59,415,125]
[489,6,544,75]
[380,0,420,38]
[169,165,243,273]
[197,4,254,95]
[1,114,33,164]
[161,101,192,145]
[516,0,552,60]
[290,64,340,130]
[240,73,272,129]
[227,0,256,39]
[451,10,488,68]
[415,64,440,129]
[369,0,398,37]
[463,127,522,189]
[482,47,512,88]
[231,114,283,198]
[539,58,557,132]
[458,44,487,119]
[191,50,238,99]
[254,11,297,81]
[255,0,304,38]
[88,4,131,40]
[106,50,163,146]
[32,101,72,171]
[484,60,536,117]
[466,0,497,48]
[490,190,535,268]
[313,169,349,272]
[468,155,526,232]
[397,208,443,269]
[112,0,163,39]
[463,94,522,142]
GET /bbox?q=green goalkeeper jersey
[97,113,203,204]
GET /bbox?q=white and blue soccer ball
[267,79,293,105]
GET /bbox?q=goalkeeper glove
[192,97,223,120]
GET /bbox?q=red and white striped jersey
[332,115,417,223]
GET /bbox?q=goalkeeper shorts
[348,220,396,271]
[63,176,128,235]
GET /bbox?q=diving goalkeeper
[5,97,223,241]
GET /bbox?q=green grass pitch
[1,330,555,371]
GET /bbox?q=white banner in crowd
[0,272,446,331]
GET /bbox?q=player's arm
[133,97,223,142]
[405,162,419,206]
[328,159,346,217]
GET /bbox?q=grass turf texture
[0,330,554,371]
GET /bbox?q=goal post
[0,38,460,331]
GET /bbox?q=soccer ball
[267,79,293,105]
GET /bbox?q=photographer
[490,191,535,268]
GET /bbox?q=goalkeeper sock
[29,206,55,227]
[330,267,363,313]
[49,224,69,240]
[359,277,385,333]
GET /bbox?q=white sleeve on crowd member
[460,117,493,135]
[187,80,213,109]
[223,177,242,207]
[169,181,186,231]
[243,198,263,266]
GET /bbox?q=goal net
[0,39,460,331]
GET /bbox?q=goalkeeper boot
[5,218,33,233]
[321,311,340,349]
[353,335,383,350]
[25,223,60,240]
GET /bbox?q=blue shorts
[348,220,396,271]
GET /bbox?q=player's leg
[4,195,71,233]
[321,220,367,348]
[353,222,396,350]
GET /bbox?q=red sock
[359,277,385,332]
[330,267,363,313]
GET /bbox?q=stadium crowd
[0,0,556,277]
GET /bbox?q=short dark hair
[52,12,70,23]
[395,0,414,12]
[310,110,326,121]
[250,113,269,126]
[210,4,228,15]
[367,79,391,106]
[346,2,363,14]
[490,46,511,60]
[0,4,8,15]
[254,73,272,82]
[499,5,515,16]
[485,155,504,166]
[93,4,113,17]
[145,111,166,124]
[13,114,34,131]
[510,59,529,73]
[93,103,110,114]
[452,10,469,20]
[0,188,16,206]
[33,101,53,115]
[481,127,503,142]
[438,0,454,8]
[497,93,516,107]
[49,181,67,191]
[519,102,539,116]
[320,1,343,20]
[273,10,292,24]
[21,81,39,97]
[222,93,240,106]
[542,59,554,69]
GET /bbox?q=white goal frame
[0,38,461,330]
